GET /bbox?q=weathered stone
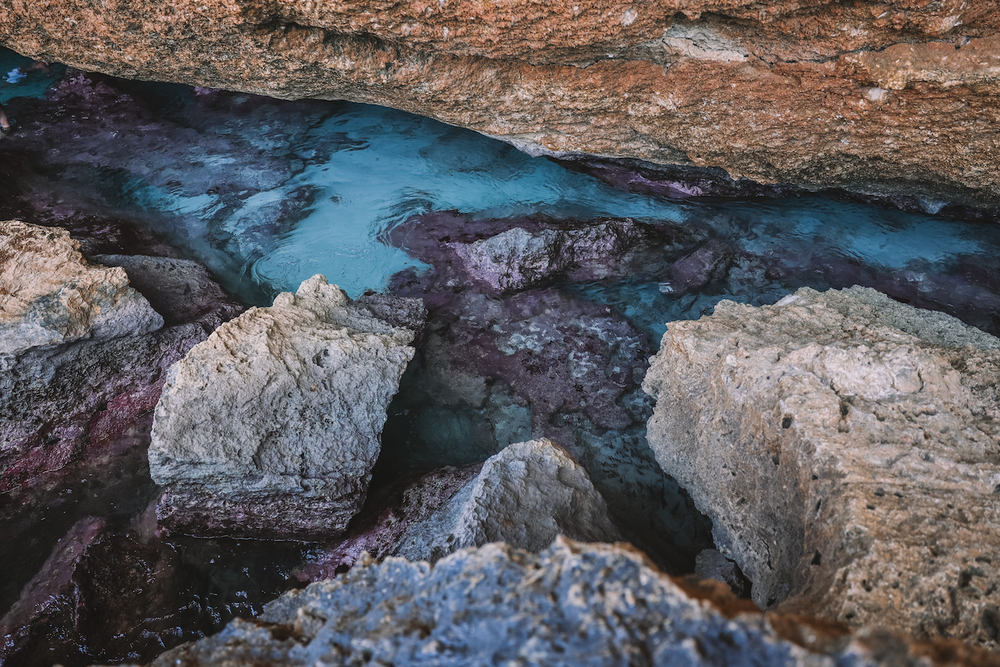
[93,254,242,328]
[0,220,163,355]
[306,439,622,577]
[4,3,1000,205]
[643,286,1000,650]
[148,274,418,539]
[148,538,999,667]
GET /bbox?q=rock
[643,286,1000,650]
[0,517,106,664]
[93,254,242,328]
[148,274,418,539]
[695,548,751,599]
[148,538,999,667]
[394,438,622,560]
[0,220,163,355]
[306,439,621,577]
[4,4,1000,205]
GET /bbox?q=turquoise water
[0,49,65,101]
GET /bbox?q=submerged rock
[0,220,163,355]
[148,275,419,539]
[150,538,996,667]
[304,439,621,578]
[643,286,1000,650]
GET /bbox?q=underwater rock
[305,439,621,578]
[4,4,1000,206]
[149,538,998,667]
[643,286,1000,650]
[148,275,418,539]
[0,220,163,355]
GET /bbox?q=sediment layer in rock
[643,286,1000,650]
[3,3,1000,205]
[148,274,419,539]
[150,538,999,667]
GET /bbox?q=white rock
[394,439,622,561]
[0,220,163,355]
[148,275,417,537]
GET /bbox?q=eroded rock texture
[3,2,1000,205]
[148,274,420,539]
[303,439,622,578]
[151,538,998,667]
[0,220,162,355]
[643,286,1000,650]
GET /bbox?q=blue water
[0,49,65,101]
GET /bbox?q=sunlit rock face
[148,275,420,539]
[643,286,1000,650]
[151,538,996,667]
[3,2,1000,206]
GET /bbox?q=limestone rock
[643,286,1000,650]
[4,4,1000,205]
[395,439,622,560]
[310,439,622,575]
[148,274,418,538]
[0,220,163,355]
[149,538,998,667]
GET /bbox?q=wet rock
[390,211,691,294]
[643,286,1000,650]
[148,275,418,539]
[149,538,998,667]
[0,220,163,355]
[93,254,243,328]
[5,4,1000,206]
[0,517,106,664]
[305,439,621,578]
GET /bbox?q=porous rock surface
[304,439,622,577]
[643,286,1000,650]
[4,3,1000,205]
[148,274,419,539]
[149,538,997,667]
[0,220,163,355]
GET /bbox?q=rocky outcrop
[148,274,419,539]
[303,439,622,577]
[0,220,242,489]
[643,286,1000,650]
[0,220,163,354]
[150,538,998,667]
[3,3,1000,205]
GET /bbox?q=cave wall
[3,1,1000,203]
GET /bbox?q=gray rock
[643,286,1000,650]
[393,439,623,562]
[93,254,242,327]
[148,275,418,538]
[0,220,163,355]
[148,538,993,667]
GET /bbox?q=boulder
[643,286,1000,650]
[304,439,622,577]
[0,220,163,355]
[149,538,998,667]
[148,275,419,538]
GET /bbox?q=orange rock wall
[2,1,999,204]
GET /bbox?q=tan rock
[643,286,1000,650]
[0,220,163,355]
[3,3,1000,204]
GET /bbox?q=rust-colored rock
[2,1,1000,205]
